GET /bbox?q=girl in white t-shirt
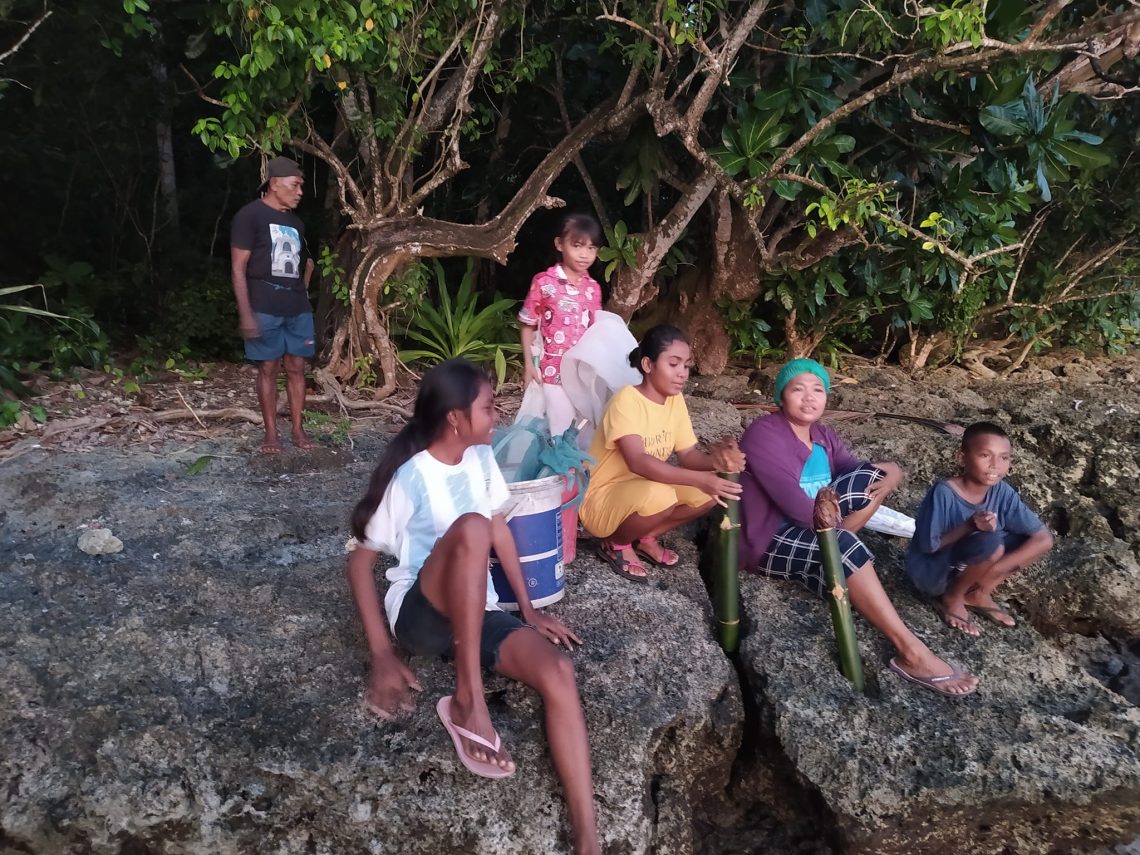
[346,359,600,855]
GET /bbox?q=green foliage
[303,409,351,444]
[597,221,640,282]
[0,281,109,393]
[716,298,778,364]
[318,247,350,307]
[397,259,520,388]
[979,77,1113,201]
[192,0,554,158]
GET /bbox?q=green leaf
[494,347,507,389]
[737,109,789,157]
[710,145,749,177]
[770,179,803,201]
[1050,139,1113,170]
[980,103,1029,137]
[184,455,215,476]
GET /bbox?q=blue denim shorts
[244,311,315,361]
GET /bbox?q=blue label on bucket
[490,502,565,609]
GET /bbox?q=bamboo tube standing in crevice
[814,487,865,692]
[715,471,741,653]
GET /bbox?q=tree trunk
[323,245,409,397]
[149,21,178,232]
[680,190,764,375]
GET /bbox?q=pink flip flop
[436,696,514,779]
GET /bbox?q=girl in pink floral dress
[518,213,604,434]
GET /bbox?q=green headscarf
[774,358,831,405]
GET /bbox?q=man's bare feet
[935,597,980,637]
[448,694,514,773]
[893,643,979,696]
[259,434,283,455]
[965,590,1016,627]
[291,429,319,450]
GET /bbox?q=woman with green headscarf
[738,358,979,698]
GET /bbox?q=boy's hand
[971,510,998,532]
[364,649,422,719]
[527,613,583,650]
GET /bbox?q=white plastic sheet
[866,505,916,538]
[559,311,641,448]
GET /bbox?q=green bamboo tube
[715,472,741,653]
[814,488,865,692]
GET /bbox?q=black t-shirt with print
[230,199,311,316]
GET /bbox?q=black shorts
[393,577,524,669]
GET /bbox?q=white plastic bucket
[490,475,566,610]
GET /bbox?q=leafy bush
[397,259,520,387]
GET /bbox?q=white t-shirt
[362,445,511,627]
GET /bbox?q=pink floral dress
[518,264,602,385]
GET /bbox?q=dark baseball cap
[259,156,303,192]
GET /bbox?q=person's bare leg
[964,537,1052,625]
[256,359,282,453]
[846,562,978,694]
[938,546,1004,634]
[417,513,514,771]
[283,354,316,449]
[497,629,599,855]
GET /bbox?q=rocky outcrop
[0,446,741,855]
[738,564,1140,854]
[1010,538,1140,638]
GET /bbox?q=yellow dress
[579,385,711,538]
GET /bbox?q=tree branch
[355,96,623,263]
[401,0,504,214]
[0,8,51,65]
[683,0,771,133]
[287,133,367,220]
[753,33,1111,191]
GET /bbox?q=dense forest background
[2,0,1139,411]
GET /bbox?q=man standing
[230,156,318,454]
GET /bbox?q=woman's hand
[867,461,904,499]
[709,436,746,474]
[526,613,583,650]
[364,649,423,720]
[700,471,744,506]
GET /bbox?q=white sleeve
[483,447,512,514]
[362,478,413,554]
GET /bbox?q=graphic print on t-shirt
[270,224,301,278]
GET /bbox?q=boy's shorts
[393,577,524,669]
[244,311,316,361]
[909,530,1030,596]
